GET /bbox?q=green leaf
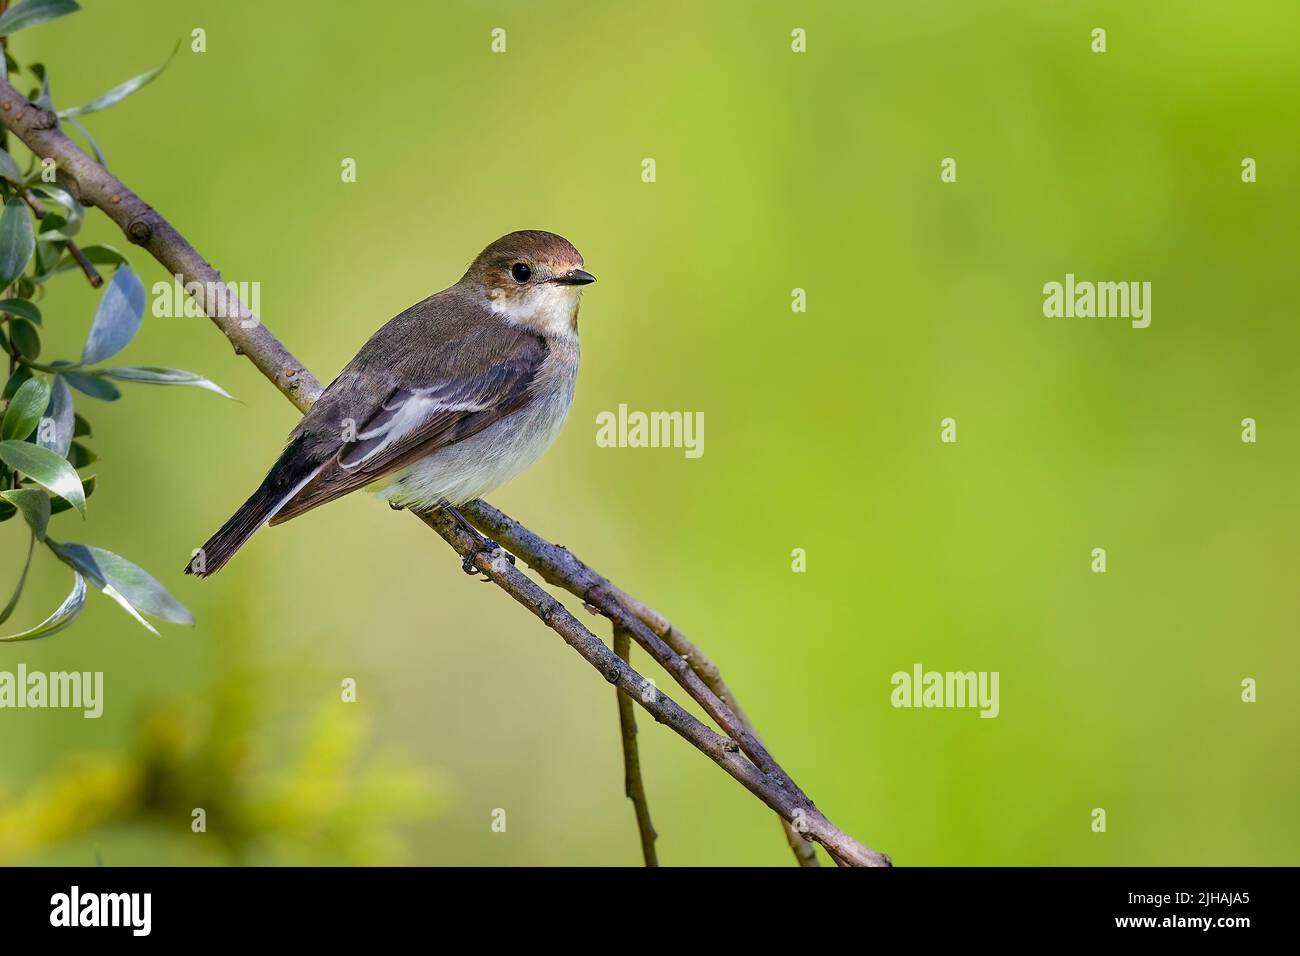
[78,243,129,266]
[34,231,65,275]
[1,487,50,540]
[0,297,41,325]
[3,364,31,399]
[48,472,93,513]
[36,212,75,247]
[63,371,120,402]
[30,243,127,284]
[2,375,50,440]
[58,40,179,120]
[38,374,74,456]
[72,411,91,438]
[48,539,194,630]
[82,265,145,364]
[28,62,52,111]
[0,147,21,183]
[0,570,85,643]
[0,439,84,514]
[68,440,95,468]
[0,196,35,287]
[29,183,82,235]
[8,316,39,358]
[101,365,236,400]
[0,532,36,625]
[0,0,80,36]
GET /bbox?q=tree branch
[0,78,889,867]
[461,498,823,865]
[613,626,657,867]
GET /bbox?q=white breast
[374,338,579,509]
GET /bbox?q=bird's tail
[184,437,320,578]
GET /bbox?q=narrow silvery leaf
[48,539,193,627]
[81,265,145,365]
[101,365,236,400]
[0,197,35,286]
[0,0,80,36]
[38,375,75,456]
[57,40,179,120]
[0,570,85,643]
[0,439,85,514]
[65,117,108,167]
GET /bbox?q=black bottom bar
[0,866,1278,940]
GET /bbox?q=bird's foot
[462,537,516,579]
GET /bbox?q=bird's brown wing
[269,331,547,525]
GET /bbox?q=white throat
[487,283,582,338]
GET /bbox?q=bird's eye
[510,262,532,283]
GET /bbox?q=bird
[185,230,594,578]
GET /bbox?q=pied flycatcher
[186,230,594,577]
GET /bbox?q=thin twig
[19,189,102,287]
[415,509,884,864]
[613,625,657,866]
[0,79,889,867]
[64,240,102,287]
[462,499,823,866]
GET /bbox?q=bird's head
[462,230,595,336]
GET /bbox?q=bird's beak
[552,269,596,286]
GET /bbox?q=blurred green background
[2,0,1298,865]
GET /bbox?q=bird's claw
[462,538,514,579]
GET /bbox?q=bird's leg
[438,498,515,577]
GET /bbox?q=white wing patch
[339,389,490,471]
